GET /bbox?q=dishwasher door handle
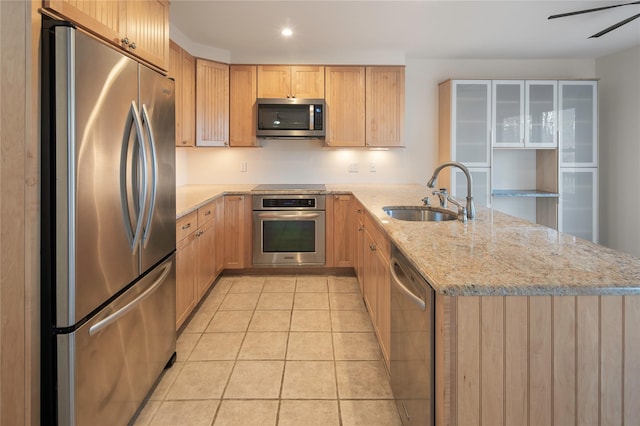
[390,257,426,311]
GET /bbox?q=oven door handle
[257,212,322,219]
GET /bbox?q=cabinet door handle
[121,37,130,46]
[369,244,377,251]
[129,42,137,50]
[182,223,191,230]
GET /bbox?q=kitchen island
[178,183,640,425]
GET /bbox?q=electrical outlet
[348,163,359,173]
[369,162,377,172]
[240,161,247,172]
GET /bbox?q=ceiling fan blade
[548,1,640,20]
[589,12,640,37]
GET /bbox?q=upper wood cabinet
[169,40,196,147]
[229,65,258,147]
[325,66,405,147]
[43,0,169,71]
[196,59,229,146]
[257,65,325,98]
[365,66,405,147]
[121,0,169,70]
[325,66,366,147]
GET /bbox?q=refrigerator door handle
[120,101,148,253]
[88,260,172,336]
[140,104,158,248]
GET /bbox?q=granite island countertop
[177,183,640,296]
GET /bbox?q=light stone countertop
[177,183,640,296]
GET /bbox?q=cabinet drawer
[364,212,390,260]
[197,201,216,226]
[176,211,197,242]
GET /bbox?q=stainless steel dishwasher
[389,245,435,425]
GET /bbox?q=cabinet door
[230,65,258,147]
[224,195,247,269]
[332,194,356,267]
[375,247,391,369]
[291,66,325,98]
[559,168,598,243]
[196,220,216,300]
[325,66,366,147]
[355,202,365,294]
[176,232,197,329]
[559,81,598,167]
[451,167,491,208]
[44,0,123,47]
[363,230,378,322]
[366,66,405,147]
[214,197,225,275]
[180,50,196,147]
[196,59,229,146]
[257,65,291,98]
[492,80,524,147]
[452,81,491,166]
[169,41,183,146]
[525,80,557,148]
[122,0,169,71]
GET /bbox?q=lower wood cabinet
[224,195,251,269]
[175,200,222,329]
[328,194,356,267]
[362,211,391,369]
[176,211,198,329]
[355,200,365,294]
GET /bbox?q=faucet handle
[431,188,448,208]
[422,197,431,206]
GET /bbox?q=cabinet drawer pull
[204,210,212,216]
[181,223,191,230]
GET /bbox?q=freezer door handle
[140,103,158,248]
[120,101,148,253]
[88,259,171,336]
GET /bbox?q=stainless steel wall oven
[252,194,326,266]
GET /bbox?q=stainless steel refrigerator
[41,18,176,425]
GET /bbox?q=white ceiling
[170,0,640,62]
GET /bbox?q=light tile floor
[132,274,401,426]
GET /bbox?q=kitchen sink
[382,205,457,222]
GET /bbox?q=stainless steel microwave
[256,98,325,138]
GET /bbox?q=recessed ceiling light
[281,28,293,37]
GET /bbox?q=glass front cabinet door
[559,168,598,243]
[525,80,557,148]
[451,167,491,208]
[452,80,491,167]
[492,80,524,148]
[559,81,598,167]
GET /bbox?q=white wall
[596,46,640,256]
[177,57,595,187]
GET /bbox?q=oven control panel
[252,194,326,211]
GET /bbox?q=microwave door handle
[309,104,314,130]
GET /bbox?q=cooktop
[252,184,326,191]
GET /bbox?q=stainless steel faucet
[426,161,476,220]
